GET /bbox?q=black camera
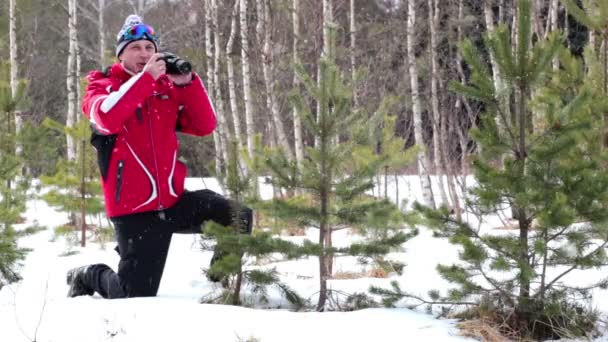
[158,52,192,75]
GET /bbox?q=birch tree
[240,0,255,164]
[350,0,358,109]
[427,0,448,207]
[312,0,334,149]
[407,0,435,209]
[292,0,304,169]
[9,0,23,158]
[258,0,293,160]
[66,0,79,162]
[226,0,243,152]
[204,0,223,177]
[211,0,231,176]
[484,0,511,130]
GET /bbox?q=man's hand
[167,73,193,86]
[143,53,166,80]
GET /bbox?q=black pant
[84,189,252,298]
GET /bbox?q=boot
[66,266,94,297]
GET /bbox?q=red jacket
[82,63,216,217]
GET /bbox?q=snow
[2,176,607,341]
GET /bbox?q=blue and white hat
[115,15,158,57]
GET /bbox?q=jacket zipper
[146,97,163,210]
[115,160,124,203]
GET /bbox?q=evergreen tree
[40,118,104,247]
[382,0,608,338]
[201,139,305,309]
[0,61,28,289]
[258,28,417,311]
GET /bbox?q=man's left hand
[167,73,192,86]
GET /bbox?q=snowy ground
[1,177,607,341]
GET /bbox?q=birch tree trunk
[66,0,78,162]
[293,0,304,169]
[350,0,358,109]
[484,0,510,130]
[205,0,223,178]
[258,0,294,160]
[98,0,106,69]
[226,1,243,151]
[240,0,255,164]
[315,0,334,149]
[532,0,545,39]
[453,0,471,218]
[9,0,23,158]
[550,0,559,70]
[427,0,448,207]
[212,0,231,178]
[239,0,259,196]
[407,0,435,209]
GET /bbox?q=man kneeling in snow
[66,15,252,298]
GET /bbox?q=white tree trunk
[9,0,23,157]
[99,0,106,68]
[66,0,78,162]
[211,0,231,176]
[258,0,294,160]
[240,0,255,162]
[293,0,304,169]
[350,0,358,109]
[316,0,333,148]
[226,1,243,151]
[550,0,559,70]
[205,0,223,178]
[407,0,435,209]
[428,0,448,207]
[532,0,545,39]
[484,0,511,134]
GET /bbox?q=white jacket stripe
[100,71,145,113]
[168,150,178,198]
[125,141,158,211]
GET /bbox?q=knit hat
[115,15,158,57]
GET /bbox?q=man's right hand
[143,53,166,80]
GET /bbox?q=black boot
[66,266,94,297]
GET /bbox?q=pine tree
[201,139,305,309]
[406,0,608,338]
[40,118,104,248]
[0,61,29,289]
[259,27,417,311]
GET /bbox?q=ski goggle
[121,24,158,42]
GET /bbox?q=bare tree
[211,0,232,175]
[427,0,448,207]
[240,0,256,166]
[126,0,156,17]
[204,0,223,178]
[350,0,358,109]
[226,1,243,152]
[407,0,435,209]
[484,0,511,132]
[9,0,23,157]
[293,0,304,169]
[258,0,294,160]
[66,0,79,162]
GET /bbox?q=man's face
[119,40,156,73]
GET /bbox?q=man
[66,15,251,298]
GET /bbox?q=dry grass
[332,267,389,280]
[367,267,389,278]
[458,319,511,342]
[332,271,366,280]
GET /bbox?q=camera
[158,52,192,75]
